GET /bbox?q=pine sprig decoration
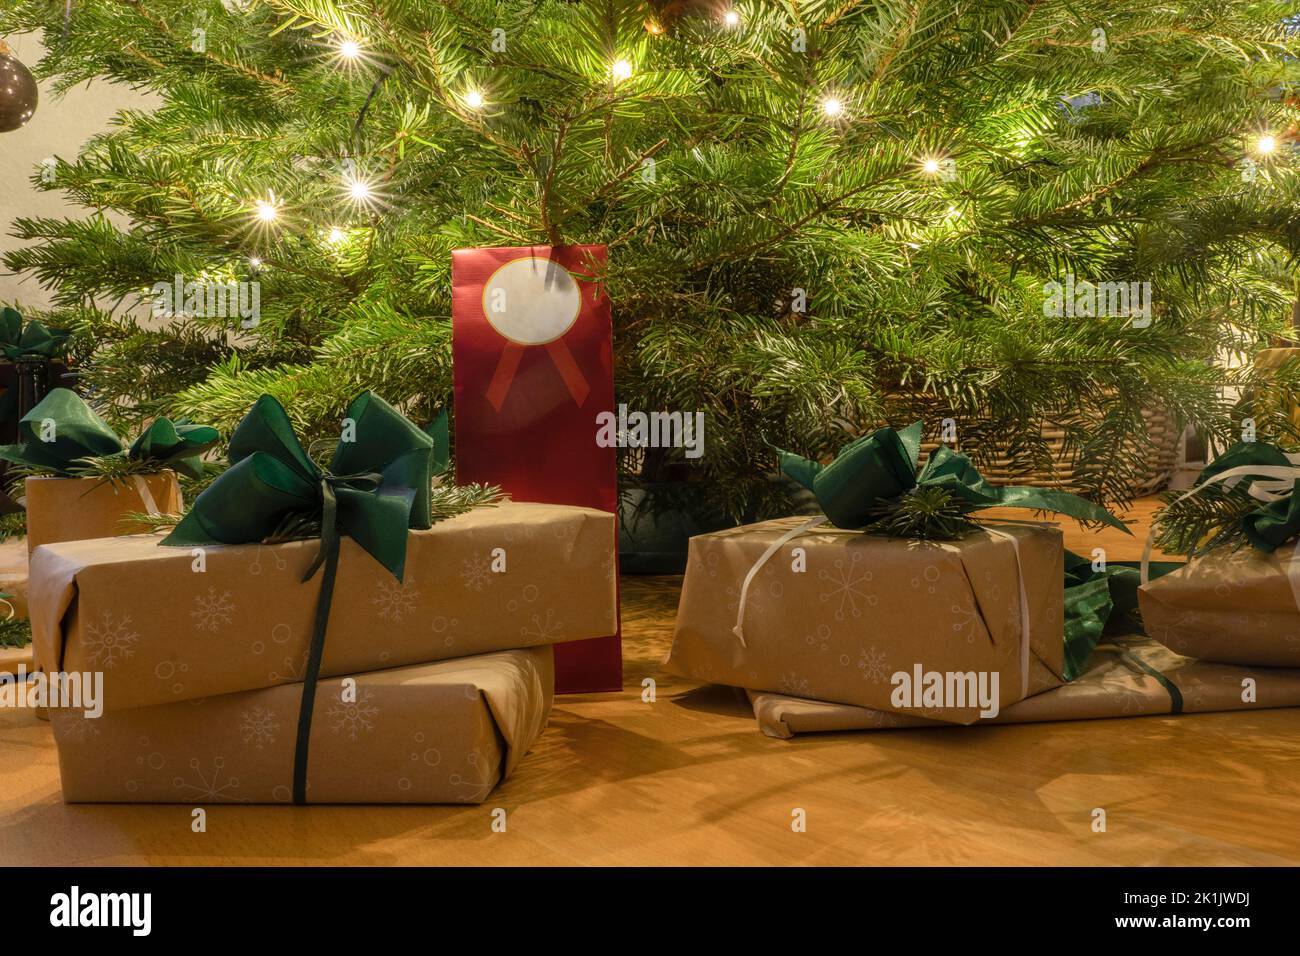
[0,615,31,649]
[1152,482,1259,558]
[863,486,980,541]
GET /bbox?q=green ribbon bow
[163,392,435,804]
[1187,441,1300,553]
[0,306,70,362]
[0,387,218,480]
[778,423,1130,533]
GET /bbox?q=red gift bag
[452,245,622,693]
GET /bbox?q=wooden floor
[3,499,1299,866]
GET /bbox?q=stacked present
[27,392,616,803]
[663,425,1300,735]
[1137,440,1300,668]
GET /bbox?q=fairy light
[463,89,485,109]
[1256,134,1277,155]
[645,18,665,35]
[611,58,633,82]
[254,199,279,223]
[337,38,361,60]
[346,176,373,203]
[248,257,262,268]
[921,157,942,175]
[821,96,844,118]
[327,226,346,244]
[723,10,740,27]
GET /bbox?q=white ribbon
[732,516,827,646]
[131,475,161,517]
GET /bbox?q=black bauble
[0,48,38,133]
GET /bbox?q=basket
[910,407,1183,498]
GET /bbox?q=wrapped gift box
[30,500,617,712]
[51,646,552,804]
[25,473,182,553]
[1137,544,1300,667]
[748,634,1300,737]
[663,518,1065,724]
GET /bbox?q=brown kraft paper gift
[30,500,616,712]
[1138,544,1300,667]
[662,518,1065,724]
[51,646,553,804]
[747,634,1300,737]
[25,472,183,554]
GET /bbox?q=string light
[645,17,665,35]
[821,96,844,119]
[463,89,485,109]
[248,257,262,268]
[345,175,374,203]
[337,38,361,60]
[921,157,942,175]
[1256,134,1277,155]
[327,226,346,244]
[611,59,633,82]
[723,10,740,27]
[253,198,279,223]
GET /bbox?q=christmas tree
[2,0,1299,518]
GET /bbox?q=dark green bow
[0,307,69,362]
[1191,441,1300,553]
[779,422,1129,533]
[0,387,218,480]
[163,392,435,803]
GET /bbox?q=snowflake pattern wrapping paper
[29,500,616,712]
[662,518,1065,724]
[1138,544,1300,667]
[50,646,553,804]
[747,634,1300,737]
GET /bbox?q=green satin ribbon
[0,387,218,480]
[779,422,1129,532]
[163,392,435,804]
[0,307,69,362]
[1188,441,1300,553]
[425,407,450,475]
[1061,552,1183,681]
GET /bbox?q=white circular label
[482,256,582,345]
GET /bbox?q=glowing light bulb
[922,158,942,175]
[463,89,484,109]
[249,257,262,268]
[254,200,278,222]
[821,97,844,118]
[723,10,740,27]
[338,38,361,60]
[347,178,372,202]
[327,227,345,244]
[1257,134,1277,155]
[611,59,633,82]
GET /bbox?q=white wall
[0,32,158,309]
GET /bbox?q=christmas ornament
[0,41,38,133]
